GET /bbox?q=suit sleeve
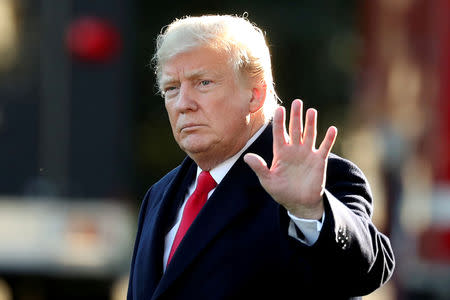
[307,155,395,296]
[127,188,151,300]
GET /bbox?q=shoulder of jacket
[328,153,365,177]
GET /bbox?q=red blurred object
[418,226,450,262]
[66,16,122,63]
[435,0,450,183]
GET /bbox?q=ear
[249,81,267,113]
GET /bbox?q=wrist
[287,199,324,220]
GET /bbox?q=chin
[178,139,213,155]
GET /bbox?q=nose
[175,83,198,113]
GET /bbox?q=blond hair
[152,14,279,122]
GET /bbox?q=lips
[180,123,205,132]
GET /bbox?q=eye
[163,85,179,96]
[199,80,212,86]
[165,86,177,92]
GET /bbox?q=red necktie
[167,171,217,265]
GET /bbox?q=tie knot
[196,171,217,195]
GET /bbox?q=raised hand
[244,99,337,220]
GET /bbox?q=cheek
[215,108,248,137]
[165,103,178,131]
[165,100,176,119]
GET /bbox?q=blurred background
[0,0,449,299]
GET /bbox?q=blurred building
[344,0,450,299]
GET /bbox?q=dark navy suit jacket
[127,125,395,300]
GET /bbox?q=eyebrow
[160,69,221,87]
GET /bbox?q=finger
[273,106,288,150]
[303,108,317,149]
[243,153,270,181]
[318,126,338,158]
[288,99,303,145]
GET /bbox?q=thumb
[243,153,270,181]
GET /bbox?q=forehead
[160,46,234,84]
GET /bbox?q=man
[127,15,395,300]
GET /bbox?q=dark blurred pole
[38,0,135,199]
[39,0,71,196]
[68,0,134,199]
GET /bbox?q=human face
[160,46,255,169]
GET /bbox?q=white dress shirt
[163,124,324,271]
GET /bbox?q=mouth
[180,123,205,132]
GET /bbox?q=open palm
[244,99,337,220]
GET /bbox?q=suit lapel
[140,158,196,298]
[152,124,274,299]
